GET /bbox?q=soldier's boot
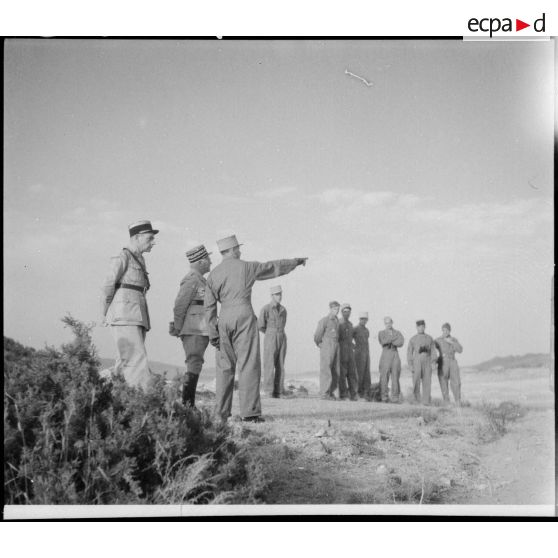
[182,372,199,407]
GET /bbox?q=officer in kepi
[100,219,158,389]
[204,234,307,423]
[258,285,288,398]
[170,244,212,407]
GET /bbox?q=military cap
[329,300,340,308]
[128,219,159,237]
[416,320,425,326]
[186,244,211,263]
[217,234,242,252]
[270,285,282,295]
[442,322,451,331]
[359,312,369,319]
[341,303,351,311]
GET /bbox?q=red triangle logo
[516,19,530,31]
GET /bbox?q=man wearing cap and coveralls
[353,312,372,399]
[378,316,405,403]
[338,303,358,401]
[204,234,307,423]
[407,320,438,405]
[435,323,463,405]
[170,245,212,407]
[314,301,341,400]
[100,220,158,389]
[258,285,288,398]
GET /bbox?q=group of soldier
[101,219,463,425]
[315,302,463,406]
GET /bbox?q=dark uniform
[353,322,371,398]
[338,316,358,400]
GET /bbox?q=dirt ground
[222,367,555,507]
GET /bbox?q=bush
[4,316,267,505]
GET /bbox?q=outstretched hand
[296,257,308,266]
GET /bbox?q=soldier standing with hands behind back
[170,245,212,408]
[258,285,288,398]
[100,219,158,390]
[353,312,372,400]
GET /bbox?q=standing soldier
[353,312,372,400]
[205,235,307,423]
[378,316,405,403]
[407,320,438,405]
[100,219,159,389]
[258,285,288,398]
[338,303,358,401]
[435,323,463,405]
[314,301,341,400]
[169,245,212,407]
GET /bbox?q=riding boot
[182,372,199,407]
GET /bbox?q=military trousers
[379,349,401,402]
[215,304,262,420]
[110,325,152,389]
[412,355,433,405]
[181,334,209,376]
[339,348,358,399]
[319,339,339,397]
[262,329,287,396]
[438,358,461,404]
[355,348,371,397]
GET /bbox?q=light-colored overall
[314,315,340,397]
[205,258,299,420]
[258,302,287,397]
[435,336,463,404]
[407,333,438,405]
[378,328,405,402]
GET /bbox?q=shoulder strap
[123,248,150,291]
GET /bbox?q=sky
[3,39,554,372]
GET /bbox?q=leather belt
[115,282,147,294]
[191,300,204,306]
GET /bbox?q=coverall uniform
[378,328,405,402]
[338,319,358,400]
[101,248,153,389]
[205,258,299,420]
[353,324,371,398]
[435,336,463,404]
[258,302,288,397]
[314,315,340,397]
[407,333,438,405]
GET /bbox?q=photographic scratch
[345,69,374,87]
[528,179,539,190]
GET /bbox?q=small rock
[314,428,327,438]
[376,465,388,475]
[416,417,425,426]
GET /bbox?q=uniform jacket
[101,248,151,330]
[353,324,370,351]
[407,333,438,367]
[314,315,339,346]
[435,336,463,359]
[205,258,299,340]
[173,269,209,337]
[378,328,404,350]
[258,302,287,334]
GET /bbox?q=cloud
[28,183,44,193]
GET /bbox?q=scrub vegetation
[3,316,267,505]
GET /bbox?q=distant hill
[474,353,550,372]
[99,358,216,381]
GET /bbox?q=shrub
[4,316,267,505]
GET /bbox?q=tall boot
[182,372,199,407]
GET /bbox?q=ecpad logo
[468,13,546,37]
